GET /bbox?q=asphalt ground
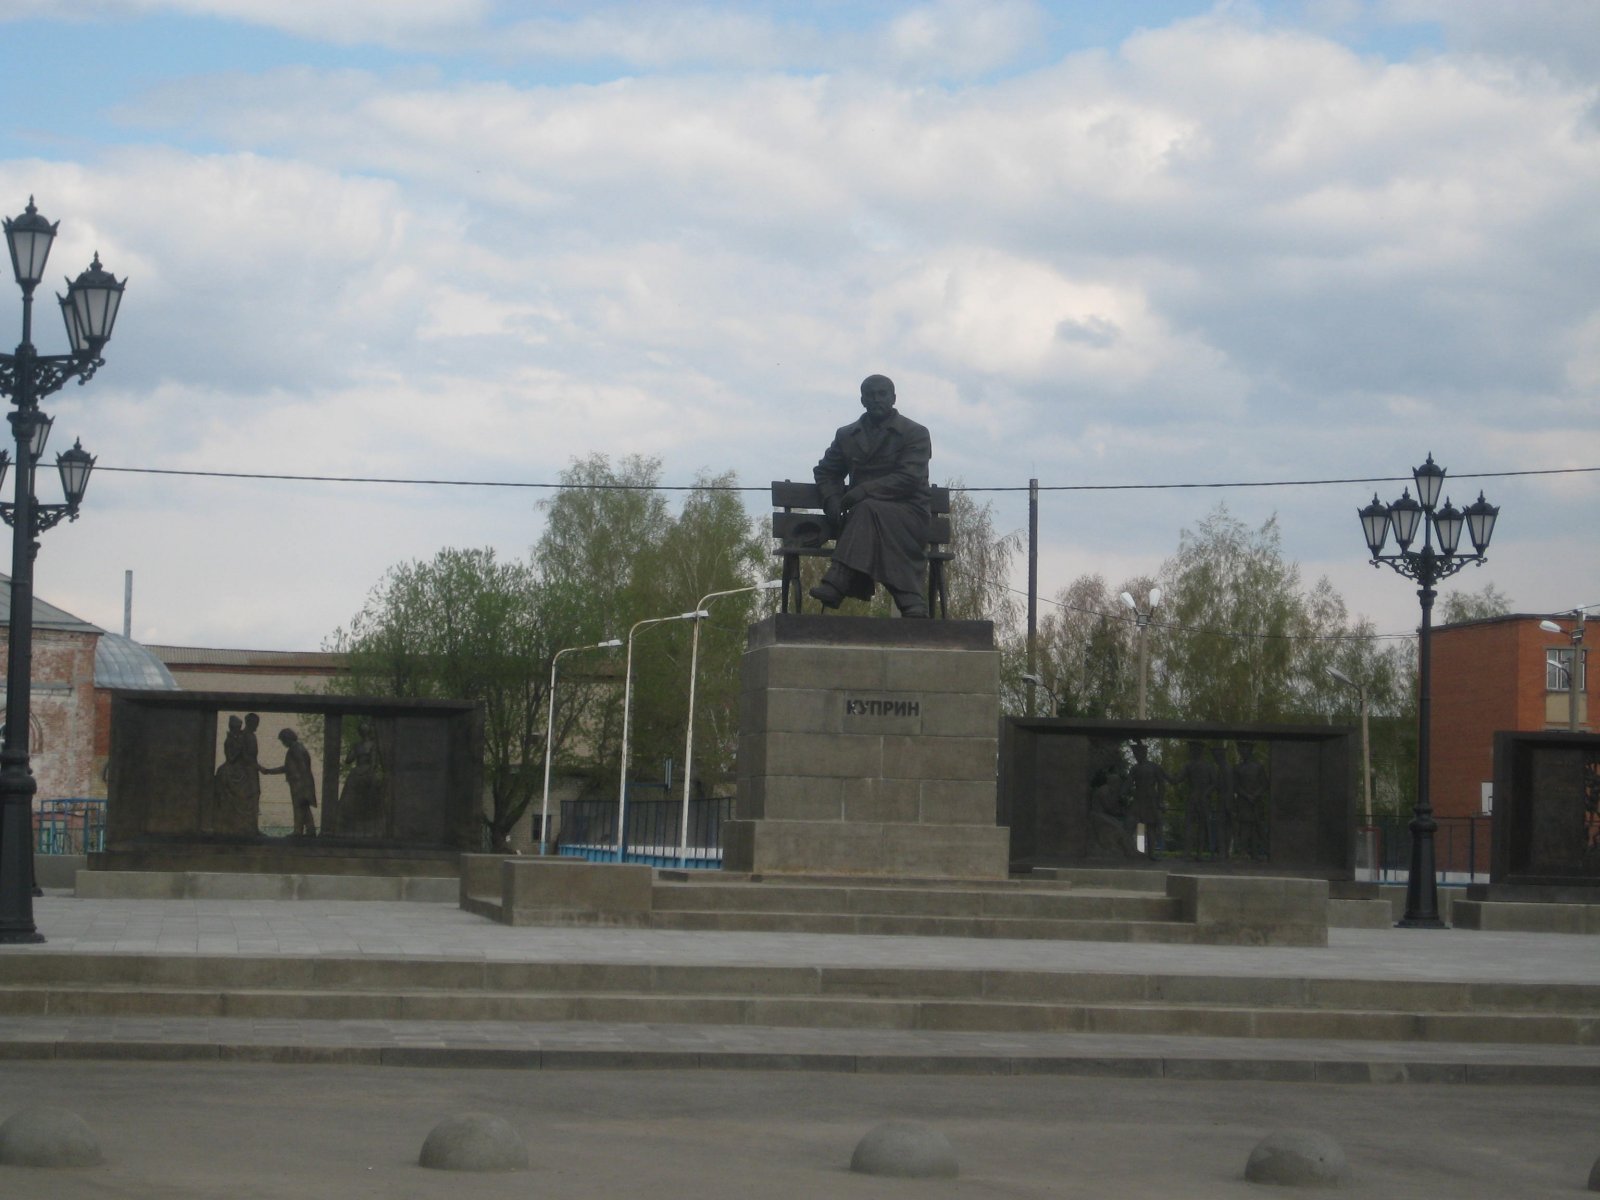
[1,1060,1597,1199]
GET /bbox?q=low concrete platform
[1451,898,1600,934]
[75,870,458,903]
[463,858,1331,945]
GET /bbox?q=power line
[94,464,1600,492]
[100,461,1592,646]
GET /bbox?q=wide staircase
[646,872,1192,941]
[19,864,1583,1063]
[3,945,1596,1048]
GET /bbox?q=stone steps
[647,910,1198,941]
[1,955,1596,1046]
[465,858,1331,945]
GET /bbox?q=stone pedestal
[724,615,1008,879]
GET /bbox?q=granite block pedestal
[723,615,1008,879]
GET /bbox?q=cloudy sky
[1,0,1595,650]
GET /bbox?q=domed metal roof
[94,632,181,691]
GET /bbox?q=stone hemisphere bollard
[1245,1129,1349,1187]
[418,1113,529,1173]
[850,1120,959,1179]
[0,1107,105,1168]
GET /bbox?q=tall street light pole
[1120,587,1161,720]
[0,198,123,946]
[539,637,621,856]
[1359,454,1498,929]
[616,610,706,862]
[1539,611,1587,732]
[680,579,781,866]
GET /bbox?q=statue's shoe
[808,582,844,609]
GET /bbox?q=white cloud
[5,3,1597,647]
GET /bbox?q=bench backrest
[771,482,951,546]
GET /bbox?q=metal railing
[32,798,107,854]
[557,793,732,867]
[1364,815,1491,885]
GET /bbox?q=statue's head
[1131,741,1148,760]
[227,716,243,732]
[859,374,896,421]
[279,728,298,745]
[244,712,260,730]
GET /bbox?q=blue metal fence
[33,798,106,854]
[558,794,731,867]
[1366,815,1491,885]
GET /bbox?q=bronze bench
[770,480,952,617]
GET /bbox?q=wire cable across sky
[95,464,1600,492]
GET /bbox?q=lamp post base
[0,927,45,944]
[1394,915,1448,930]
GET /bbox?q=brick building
[1431,613,1592,826]
[0,580,182,803]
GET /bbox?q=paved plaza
[2,893,1599,1197]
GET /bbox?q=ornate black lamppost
[0,198,123,945]
[1358,455,1498,928]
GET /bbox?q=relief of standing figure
[211,714,260,835]
[1231,741,1270,860]
[338,722,386,837]
[1210,743,1233,859]
[1127,741,1176,859]
[261,728,318,838]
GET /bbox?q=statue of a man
[808,374,932,617]
[261,728,318,838]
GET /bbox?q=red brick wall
[0,628,101,801]
[1432,616,1593,824]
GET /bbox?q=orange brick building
[1431,614,1591,827]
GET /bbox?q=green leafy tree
[625,470,768,791]
[325,547,564,849]
[1019,573,1147,718]
[326,456,769,846]
[943,484,1023,628]
[1153,505,1417,809]
[1155,507,1305,723]
[1438,582,1513,625]
[533,458,766,799]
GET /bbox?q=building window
[1546,648,1588,692]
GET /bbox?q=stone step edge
[1,988,1595,1043]
[648,893,1177,911]
[1,1037,1598,1084]
[5,959,1596,1012]
[644,913,1191,939]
